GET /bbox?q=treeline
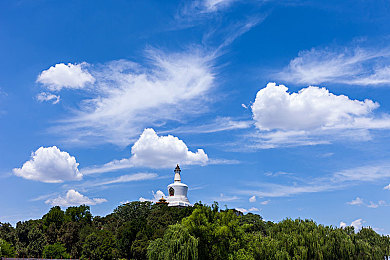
[0,202,389,259]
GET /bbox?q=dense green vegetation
[0,201,389,259]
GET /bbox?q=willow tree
[147,224,198,260]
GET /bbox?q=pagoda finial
[175,164,181,173]
[174,164,181,182]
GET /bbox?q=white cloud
[347,196,388,208]
[249,195,256,202]
[213,193,239,202]
[351,219,364,231]
[250,83,390,148]
[130,128,208,168]
[139,190,166,203]
[340,219,364,231]
[36,92,60,104]
[260,200,270,205]
[54,50,214,146]
[169,117,252,134]
[367,201,379,208]
[202,0,238,12]
[82,128,208,174]
[37,62,95,91]
[252,83,378,131]
[242,182,338,198]
[332,165,390,182]
[45,189,107,207]
[384,184,390,190]
[278,46,390,86]
[81,173,158,187]
[347,197,364,205]
[13,146,82,183]
[235,207,259,213]
[239,163,390,199]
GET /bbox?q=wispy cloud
[82,173,158,187]
[238,163,390,198]
[212,193,239,202]
[167,117,252,134]
[48,48,215,147]
[278,45,390,86]
[36,92,60,104]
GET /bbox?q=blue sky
[1,0,390,234]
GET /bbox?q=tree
[147,224,198,260]
[0,222,15,244]
[43,206,65,229]
[81,230,117,260]
[42,243,70,259]
[116,221,139,259]
[65,205,92,225]
[27,224,46,257]
[0,239,15,257]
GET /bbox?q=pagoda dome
[166,164,191,207]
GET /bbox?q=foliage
[42,243,70,259]
[0,239,15,257]
[147,224,198,260]
[1,201,389,259]
[81,230,117,260]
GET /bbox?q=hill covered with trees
[0,202,389,259]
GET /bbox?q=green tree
[0,239,15,257]
[148,224,198,260]
[43,206,65,228]
[27,224,46,257]
[0,222,15,244]
[81,230,117,260]
[116,221,139,259]
[42,243,70,259]
[65,205,92,225]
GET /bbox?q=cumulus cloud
[346,196,388,209]
[45,189,106,207]
[82,128,208,174]
[340,219,364,231]
[384,184,390,190]
[130,128,208,168]
[339,221,347,228]
[249,195,256,203]
[347,197,364,206]
[235,207,259,213]
[250,83,390,148]
[139,190,166,202]
[36,92,60,104]
[52,50,214,146]
[13,146,82,183]
[278,46,390,86]
[37,62,95,91]
[351,219,364,230]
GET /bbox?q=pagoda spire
[174,164,181,182]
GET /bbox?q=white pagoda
[165,165,191,207]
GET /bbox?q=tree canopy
[0,202,389,259]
